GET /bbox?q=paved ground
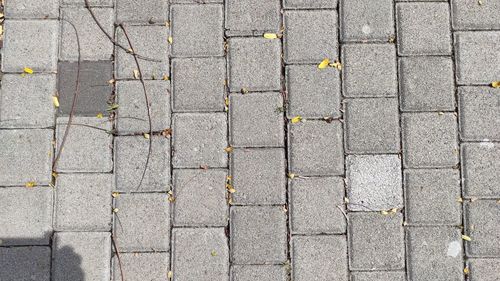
[0,0,499,280]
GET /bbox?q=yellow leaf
[381,210,389,215]
[162,75,170,81]
[226,176,232,181]
[226,183,236,193]
[241,88,249,94]
[225,97,230,107]
[287,173,296,179]
[112,192,120,198]
[143,133,150,139]
[108,79,115,84]
[462,235,472,241]
[133,69,140,79]
[329,61,342,70]
[491,81,500,88]
[96,113,104,119]
[113,208,119,213]
[23,67,34,74]
[25,181,37,188]
[291,116,303,124]
[168,36,173,44]
[463,268,469,274]
[318,58,330,69]
[52,172,58,178]
[224,146,233,153]
[211,250,217,256]
[263,33,279,39]
[167,271,173,279]
[52,96,60,107]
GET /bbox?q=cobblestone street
[0,0,499,280]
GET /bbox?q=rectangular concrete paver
[0,247,51,281]
[112,252,169,281]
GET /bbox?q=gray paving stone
[2,20,59,72]
[228,38,281,92]
[283,0,337,9]
[0,129,53,186]
[0,74,56,128]
[171,0,222,2]
[349,212,405,270]
[461,143,500,198]
[172,228,229,281]
[171,4,224,57]
[172,57,225,112]
[344,98,400,153]
[116,0,168,23]
[230,206,287,264]
[396,3,452,56]
[230,148,286,205]
[58,61,113,117]
[172,113,227,168]
[399,56,456,112]
[62,0,113,6]
[290,177,346,234]
[407,227,464,281]
[0,187,52,245]
[113,193,170,252]
[55,117,113,173]
[458,87,500,141]
[229,92,284,147]
[115,25,169,80]
[346,155,403,211]
[464,200,500,257]
[0,247,51,281]
[284,10,338,64]
[292,236,348,281]
[451,0,500,30]
[401,113,459,168]
[231,265,287,281]
[285,65,341,119]
[225,0,281,36]
[113,252,169,281]
[342,44,398,97]
[173,169,228,227]
[455,31,500,85]
[116,80,170,134]
[4,0,59,18]
[289,120,344,176]
[467,258,500,281]
[60,8,114,61]
[351,271,406,281]
[340,0,394,42]
[114,135,170,192]
[52,232,111,281]
[404,169,462,225]
[55,174,113,231]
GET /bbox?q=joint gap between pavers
[282,8,338,11]
[452,28,500,32]
[397,53,454,58]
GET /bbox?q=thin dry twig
[111,235,125,281]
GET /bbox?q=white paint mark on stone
[447,241,462,257]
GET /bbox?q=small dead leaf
[52,172,58,178]
[25,181,37,188]
[462,234,472,241]
[226,176,232,181]
[52,96,60,108]
[463,267,470,274]
[168,36,173,44]
[107,104,119,111]
[478,0,483,5]
[23,67,34,74]
[211,250,217,256]
[290,116,303,124]
[161,128,172,137]
[162,75,170,81]
[226,183,236,193]
[168,190,176,202]
[241,88,249,94]
[329,61,342,70]
[263,33,279,39]
[324,116,334,123]
[224,146,233,153]
[133,69,140,79]
[113,208,119,213]
[112,192,120,198]
[108,79,115,84]
[318,58,330,69]
[200,165,209,170]
[491,81,500,88]
[287,173,296,179]
[96,113,104,119]
[344,197,349,204]
[143,133,150,139]
[457,197,463,203]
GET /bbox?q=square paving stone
[351,271,406,281]
[284,0,337,9]
[464,200,500,257]
[114,136,170,192]
[228,38,281,92]
[461,143,500,198]
[285,65,341,119]
[0,187,52,245]
[340,0,394,42]
[230,148,286,205]
[284,10,338,64]
[0,129,53,186]
[4,0,59,18]
[62,0,113,6]
[60,8,114,61]
[113,252,169,281]
[173,169,228,227]
[346,155,403,211]
[58,61,113,117]
[52,232,111,281]
[230,206,287,264]
[401,113,459,168]
[407,227,464,281]
[289,120,344,176]
[172,228,229,281]
[171,4,224,57]
[172,57,225,112]
[116,80,170,134]
[292,236,348,281]
[172,113,227,168]
[455,31,500,85]
[404,169,462,225]
[231,265,287,281]
[344,98,400,153]
[226,0,281,36]
[2,20,59,72]
[0,247,51,281]
[467,258,500,281]
[229,92,284,147]
[115,25,169,80]
[451,0,500,30]
[399,57,456,112]
[0,74,56,128]
[55,174,113,231]
[349,212,405,270]
[342,44,398,97]
[113,193,170,252]
[55,117,113,173]
[458,87,500,141]
[290,177,346,234]
[116,0,168,23]
[396,3,452,55]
